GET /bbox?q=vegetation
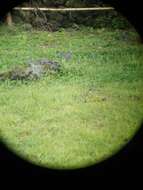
[11,1,131,31]
[22,0,105,7]
[0,24,143,169]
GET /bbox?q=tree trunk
[5,12,13,26]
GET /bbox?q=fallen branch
[13,7,114,12]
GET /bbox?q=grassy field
[0,25,143,169]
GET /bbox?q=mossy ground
[0,25,143,169]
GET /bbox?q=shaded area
[0,59,60,81]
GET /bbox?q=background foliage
[11,0,132,31]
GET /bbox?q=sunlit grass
[0,25,143,169]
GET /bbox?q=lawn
[0,25,143,169]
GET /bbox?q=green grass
[0,25,143,169]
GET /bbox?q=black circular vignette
[0,0,143,182]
